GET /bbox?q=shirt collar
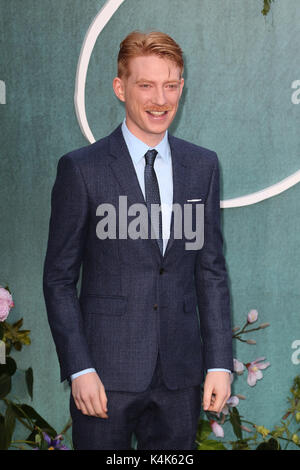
[121,118,170,165]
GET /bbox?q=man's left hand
[202,371,231,413]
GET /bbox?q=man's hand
[202,371,231,413]
[71,372,108,418]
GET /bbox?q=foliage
[1,284,299,450]
[262,0,275,16]
[196,308,300,450]
[0,285,71,450]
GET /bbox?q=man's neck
[125,119,167,147]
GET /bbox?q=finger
[202,385,214,410]
[91,393,108,419]
[219,394,230,413]
[100,389,108,414]
[76,398,89,416]
[82,397,97,416]
[211,394,227,413]
[73,395,81,411]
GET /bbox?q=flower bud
[240,425,252,433]
[247,309,258,323]
[235,394,246,400]
[233,358,245,374]
[259,323,270,329]
[246,339,256,344]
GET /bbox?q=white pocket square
[187,198,202,202]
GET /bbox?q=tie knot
[144,149,158,167]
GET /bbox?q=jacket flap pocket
[83,295,127,316]
[183,293,198,313]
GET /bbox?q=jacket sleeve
[43,154,96,382]
[194,153,234,372]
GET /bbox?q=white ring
[74,0,300,208]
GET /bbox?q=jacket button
[159,268,164,275]
[153,304,158,310]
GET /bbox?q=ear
[113,77,126,102]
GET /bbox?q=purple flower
[40,432,69,450]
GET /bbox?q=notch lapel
[108,125,188,261]
[163,134,188,259]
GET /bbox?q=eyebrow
[135,78,181,84]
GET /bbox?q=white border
[74,0,300,208]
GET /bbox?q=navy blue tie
[144,149,163,255]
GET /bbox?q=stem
[60,417,72,435]
[3,398,34,431]
[11,439,36,445]
[235,321,249,335]
[233,337,249,343]
[233,326,264,339]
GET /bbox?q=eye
[166,83,179,89]
[139,84,151,88]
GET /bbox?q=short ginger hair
[117,30,184,79]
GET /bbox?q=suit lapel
[108,125,188,261]
[164,134,188,259]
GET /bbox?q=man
[43,31,234,450]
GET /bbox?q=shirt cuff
[207,368,231,373]
[70,368,96,381]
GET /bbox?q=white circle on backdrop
[74,0,300,208]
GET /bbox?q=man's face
[113,55,184,145]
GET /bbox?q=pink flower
[221,395,239,415]
[233,358,245,375]
[247,309,258,323]
[0,287,14,322]
[210,420,224,438]
[246,357,270,386]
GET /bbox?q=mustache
[144,105,173,112]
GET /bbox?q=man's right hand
[71,372,108,418]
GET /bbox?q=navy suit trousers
[70,352,202,450]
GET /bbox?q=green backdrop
[1,0,300,446]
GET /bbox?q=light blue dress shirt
[70,119,230,381]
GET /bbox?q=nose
[152,86,167,106]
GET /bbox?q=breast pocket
[82,295,128,316]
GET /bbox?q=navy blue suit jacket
[43,124,234,392]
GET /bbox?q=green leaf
[25,367,33,400]
[4,404,16,449]
[256,437,281,450]
[231,439,251,450]
[10,403,57,437]
[13,341,22,351]
[197,438,227,450]
[0,373,11,399]
[0,357,17,376]
[12,318,23,330]
[0,405,16,450]
[25,429,39,448]
[196,419,212,441]
[0,416,7,450]
[229,407,243,440]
